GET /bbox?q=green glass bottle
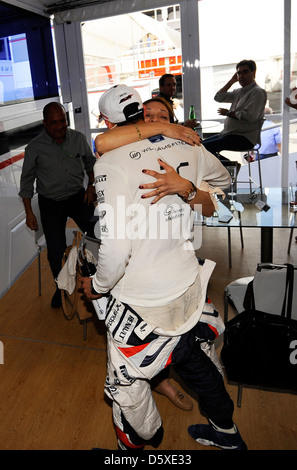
[189,105,196,120]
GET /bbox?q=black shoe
[51,288,62,308]
[188,423,247,450]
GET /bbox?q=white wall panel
[8,218,36,292]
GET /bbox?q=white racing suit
[104,263,231,450]
[92,135,233,449]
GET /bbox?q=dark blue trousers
[38,189,95,280]
[172,323,234,429]
[203,133,253,161]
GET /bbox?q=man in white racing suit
[81,85,247,451]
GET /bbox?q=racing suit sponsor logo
[98,209,108,234]
[114,312,138,344]
[129,139,186,160]
[95,174,106,183]
[119,365,136,384]
[164,204,184,221]
[113,369,121,385]
[96,189,105,204]
[134,321,155,340]
[107,385,119,396]
[129,151,141,160]
[106,301,126,334]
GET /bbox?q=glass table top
[204,187,297,229]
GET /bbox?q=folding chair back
[247,263,297,320]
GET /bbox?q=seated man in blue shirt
[19,102,97,308]
[253,107,281,160]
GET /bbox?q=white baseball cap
[99,84,143,124]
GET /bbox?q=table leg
[260,227,273,262]
[227,227,232,268]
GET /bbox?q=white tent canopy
[81,12,181,60]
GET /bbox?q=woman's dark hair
[143,97,175,123]
[236,59,257,72]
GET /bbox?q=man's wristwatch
[179,181,197,203]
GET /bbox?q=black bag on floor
[221,263,297,392]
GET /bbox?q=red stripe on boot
[208,324,219,338]
[115,426,144,449]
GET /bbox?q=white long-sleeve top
[92,135,230,307]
